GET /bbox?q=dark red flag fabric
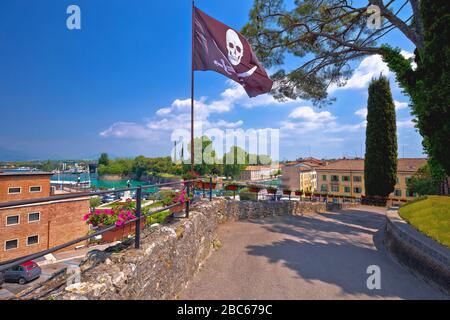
[194,7,273,98]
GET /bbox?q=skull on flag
[226,29,243,66]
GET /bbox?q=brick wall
[0,175,52,203]
[0,198,90,262]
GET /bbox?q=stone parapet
[384,209,450,294]
[24,199,358,300]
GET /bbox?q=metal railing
[0,177,215,272]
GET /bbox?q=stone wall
[384,209,450,294]
[25,199,356,300]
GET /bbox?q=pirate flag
[194,7,273,98]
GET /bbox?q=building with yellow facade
[315,158,427,201]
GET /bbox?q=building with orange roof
[315,158,427,201]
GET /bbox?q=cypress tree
[364,76,398,198]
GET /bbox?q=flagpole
[190,0,195,173]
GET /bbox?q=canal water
[51,173,158,192]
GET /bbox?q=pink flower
[95,209,102,215]
[116,220,124,227]
[83,213,91,221]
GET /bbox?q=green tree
[364,76,398,197]
[132,155,149,179]
[183,136,219,175]
[40,160,53,172]
[243,0,450,175]
[98,153,110,166]
[223,146,248,179]
[407,163,439,196]
[90,197,102,211]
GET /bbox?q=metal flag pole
[190,0,195,173]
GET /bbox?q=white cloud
[100,122,162,140]
[100,81,280,141]
[397,118,415,128]
[282,106,364,136]
[394,100,409,111]
[355,108,368,118]
[354,100,409,120]
[289,106,336,122]
[328,51,416,93]
[329,55,390,93]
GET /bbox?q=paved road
[181,206,448,300]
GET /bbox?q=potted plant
[266,187,277,195]
[248,184,262,193]
[83,199,144,243]
[225,181,240,191]
[295,190,303,196]
[162,190,190,213]
[283,189,292,196]
[304,191,312,197]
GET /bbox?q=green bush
[239,188,258,201]
[146,210,172,225]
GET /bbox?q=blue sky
[0,0,424,161]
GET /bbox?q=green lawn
[399,196,450,248]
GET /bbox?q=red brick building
[0,172,89,262]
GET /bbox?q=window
[28,212,40,223]
[394,190,402,197]
[353,176,362,183]
[29,186,42,193]
[6,215,20,226]
[407,189,416,197]
[331,185,339,192]
[321,184,328,192]
[5,239,18,251]
[8,187,21,194]
[27,235,39,246]
[354,187,362,194]
[396,176,399,184]
[331,175,339,182]
[342,176,350,182]
[344,186,351,193]
[322,175,327,181]
[405,177,412,185]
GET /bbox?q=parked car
[0,270,4,287]
[102,195,116,203]
[4,261,41,285]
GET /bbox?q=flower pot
[248,187,261,193]
[101,220,145,243]
[283,191,291,196]
[209,182,217,190]
[225,185,239,191]
[195,181,204,189]
[267,189,277,195]
[169,203,186,214]
[295,192,303,196]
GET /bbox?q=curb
[384,209,450,295]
